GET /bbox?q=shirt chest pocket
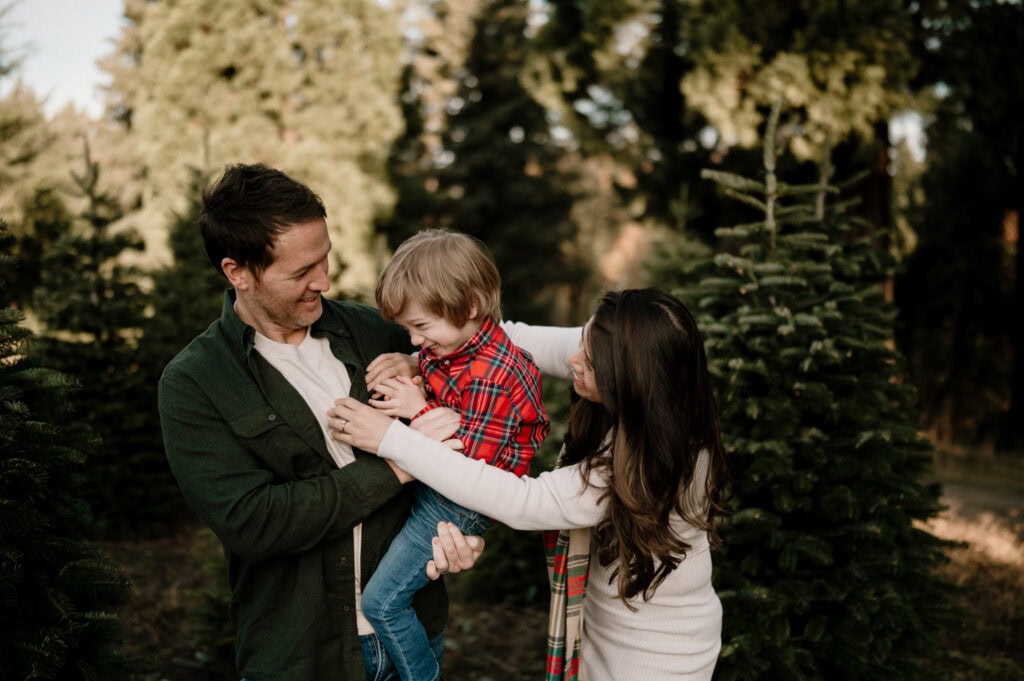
[227,409,331,480]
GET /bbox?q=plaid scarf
[543,525,591,681]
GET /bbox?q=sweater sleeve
[499,321,580,380]
[379,420,606,530]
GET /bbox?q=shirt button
[343,605,351,613]
[267,414,277,421]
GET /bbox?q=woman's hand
[368,376,428,420]
[426,522,485,580]
[366,352,420,394]
[328,397,394,453]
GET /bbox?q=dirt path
[931,453,1024,540]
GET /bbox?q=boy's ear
[468,302,479,320]
[221,258,251,290]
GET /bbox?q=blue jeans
[239,630,445,681]
[362,630,446,681]
[362,483,492,681]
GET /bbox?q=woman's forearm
[379,421,604,530]
[500,321,579,379]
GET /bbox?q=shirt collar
[419,315,499,364]
[220,289,349,362]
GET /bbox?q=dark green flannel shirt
[158,291,447,681]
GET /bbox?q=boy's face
[395,300,480,357]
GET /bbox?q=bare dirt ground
[926,453,1024,564]
[924,452,1024,681]
[104,452,1023,681]
[104,522,550,681]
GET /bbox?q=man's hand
[426,522,485,580]
[368,376,429,420]
[366,352,420,394]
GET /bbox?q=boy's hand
[410,407,464,451]
[368,376,429,420]
[366,352,419,394]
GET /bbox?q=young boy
[361,228,550,681]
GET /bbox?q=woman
[330,288,728,680]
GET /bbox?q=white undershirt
[254,329,375,635]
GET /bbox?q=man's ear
[221,258,251,290]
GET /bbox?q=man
[158,163,475,680]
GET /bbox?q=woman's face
[569,318,602,403]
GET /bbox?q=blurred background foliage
[1,0,1022,679]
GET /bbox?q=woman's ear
[221,258,250,290]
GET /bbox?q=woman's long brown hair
[561,288,727,604]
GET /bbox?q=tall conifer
[429,0,580,323]
[103,0,405,294]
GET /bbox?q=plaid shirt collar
[418,315,499,366]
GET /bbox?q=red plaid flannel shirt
[414,316,549,476]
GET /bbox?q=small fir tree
[140,167,226,368]
[661,105,956,680]
[30,144,179,538]
[0,220,130,681]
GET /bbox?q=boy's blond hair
[376,228,502,327]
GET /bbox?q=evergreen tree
[31,145,180,538]
[531,0,919,262]
[660,105,955,680]
[0,219,130,681]
[103,0,405,294]
[894,122,1010,446]
[140,167,227,369]
[902,0,1024,451]
[429,0,580,323]
[377,0,479,276]
[2,187,73,307]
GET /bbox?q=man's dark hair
[200,163,327,279]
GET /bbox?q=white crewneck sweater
[377,322,722,680]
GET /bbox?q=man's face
[241,218,332,344]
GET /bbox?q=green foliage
[898,0,1024,451]
[29,148,182,538]
[385,0,583,324]
[894,125,1011,445]
[0,82,55,199]
[659,107,956,680]
[0,219,131,681]
[106,0,405,294]
[140,167,226,367]
[1,187,73,308]
[182,528,236,679]
[681,0,914,158]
